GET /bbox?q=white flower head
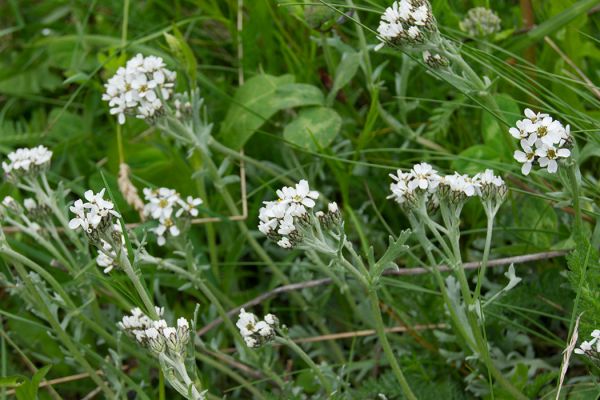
[102,54,176,125]
[68,189,121,236]
[375,0,436,50]
[510,109,572,175]
[143,187,202,245]
[2,146,53,179]
[237,308,278,348]
[258,179,330,249]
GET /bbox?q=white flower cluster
[236,308,279,348]
[95,223,126,274]
[375,0,436,51]
[143,187,203,246]
[102,53,176,125]
[68,189,121,235]
[388,162,506,206]
[258,180,340,248]
[575,329,600,360]
[511,109,572,175]
[118,307,190,355]
[459,7,501,37]
[2,146,53,179]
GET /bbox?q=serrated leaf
[283,106,341,151]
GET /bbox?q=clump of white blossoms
[575,329,600,362]
[459,7,501,37]
[388,162,506,213]
[2,146,53,180]
[257,180,341,249]
[511,109,572,175]
[68,189,121,238]
[236,308,279,348]
[119,307,189,355]
[143,187,203,246]
[102,53,176,125]
[375,0,437,51]
[119,308,205,400]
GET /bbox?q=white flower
[530,116,564,147]
[143,187,179,220]
[513,139,536,176]
[264,314,279,326]
[509,118,537,140]
[328,202,338,213]
[535,144,570,174]
[277,237,293,249]
[277,214,296,235]
[2,196,18,210]
[176,196,203,217]
[236,308,259,337]
[408,162,440,191]
[574,330,600,357]
[277,179,319,208]
[152,218,180,247]
[388,170,412,204]
[23,198,37,211]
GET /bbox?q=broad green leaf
[220,74,324,149]
[327,51,361,104]
[283,107,341,151]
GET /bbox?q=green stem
[118,251,158,319]
[474,212,495,301]
[276,336,333,395]
[367,290,417,400]
[567,162,583,234]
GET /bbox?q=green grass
[0,0,599,399]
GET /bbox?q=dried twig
[4,366,129,396]
[219,324,448,354]
[197,250,567,336]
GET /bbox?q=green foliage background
[0,0,599,398]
